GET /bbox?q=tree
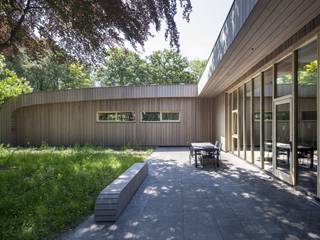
[94,48,206,86]
[189,59,207,81]
[0,54,32,105]
[93,49,149,86]
[147,49,195,84]
[8,51,92,91]
[0,0,192,61]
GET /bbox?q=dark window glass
[301,111,316,121]
[276,103,290,173]
[117,112,135,122]
[98,112,117,121]
[142,112,161,121]
[245,82,251,162]
[162,112,179,121]
[253,76,261,166]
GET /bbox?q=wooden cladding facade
[0,85,215,146]
[14,98,214,146]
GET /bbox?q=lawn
[0,145,152,240]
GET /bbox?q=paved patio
[62,147,320,240]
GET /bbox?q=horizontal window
[162,112,180,122]
[141,112,161,122]
[97,111,135,122]
[141,112,180,122]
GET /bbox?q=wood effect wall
[0,85,198,145]
[13,98,214,146]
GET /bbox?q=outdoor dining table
[190,142,217,168]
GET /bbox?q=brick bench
[94,162,148,222]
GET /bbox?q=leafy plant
[0,54,32,105]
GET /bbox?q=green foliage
[9,51,92,91]
[0,146,151,240]
[0,0,192,62]
[93,49,149,86]
[147,49,195,84]
[93,48,206,86]
[0,54,32,105]
[189,60,207,81]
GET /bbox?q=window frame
[140,111,181,123]
[96,111,136,123]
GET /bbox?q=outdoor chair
[200,149,217,168]
[214,142,222,167]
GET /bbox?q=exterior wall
[0,85,198,145]
[13,97,214,146]
[213,93,226,151]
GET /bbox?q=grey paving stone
[61,147,320,240]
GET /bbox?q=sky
[140,0,234,61]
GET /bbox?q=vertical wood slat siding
[0,85,198,145]
[13,98,214,146]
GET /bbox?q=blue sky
[141,0,233,60]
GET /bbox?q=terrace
[63,147,320,240]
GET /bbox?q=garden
[0,145,152,240]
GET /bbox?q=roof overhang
[198,0,320,97]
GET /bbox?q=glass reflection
[263,69,273,172]
[245,82,252,162]
[297,41,317,193]
[253,76,261,167]
[276,103,290,173]
[239,86,245,159]
[276,56,292,97]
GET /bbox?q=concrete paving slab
[60,147,320,240]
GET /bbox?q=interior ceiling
[200,0,320,97]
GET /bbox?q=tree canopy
[0,0,192,61]
[0,54,32,105]
[93,48,206,86]
[8,50,92,91]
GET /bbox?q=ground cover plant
[0,145,152,240]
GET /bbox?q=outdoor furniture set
[189,141,222,168]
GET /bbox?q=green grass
[0,145,152,240]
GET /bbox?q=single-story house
[1,0,320,197]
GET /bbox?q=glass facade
[232,90,238,155]
[275,103,291,173]
[253,76,261,167]
[227,37,318,195]
[245,82,252,162]
[263,69,273,172]
[276,55,293,97]
[297,41,317,193]
[239,86,245,159]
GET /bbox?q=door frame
[272,95,294,185]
